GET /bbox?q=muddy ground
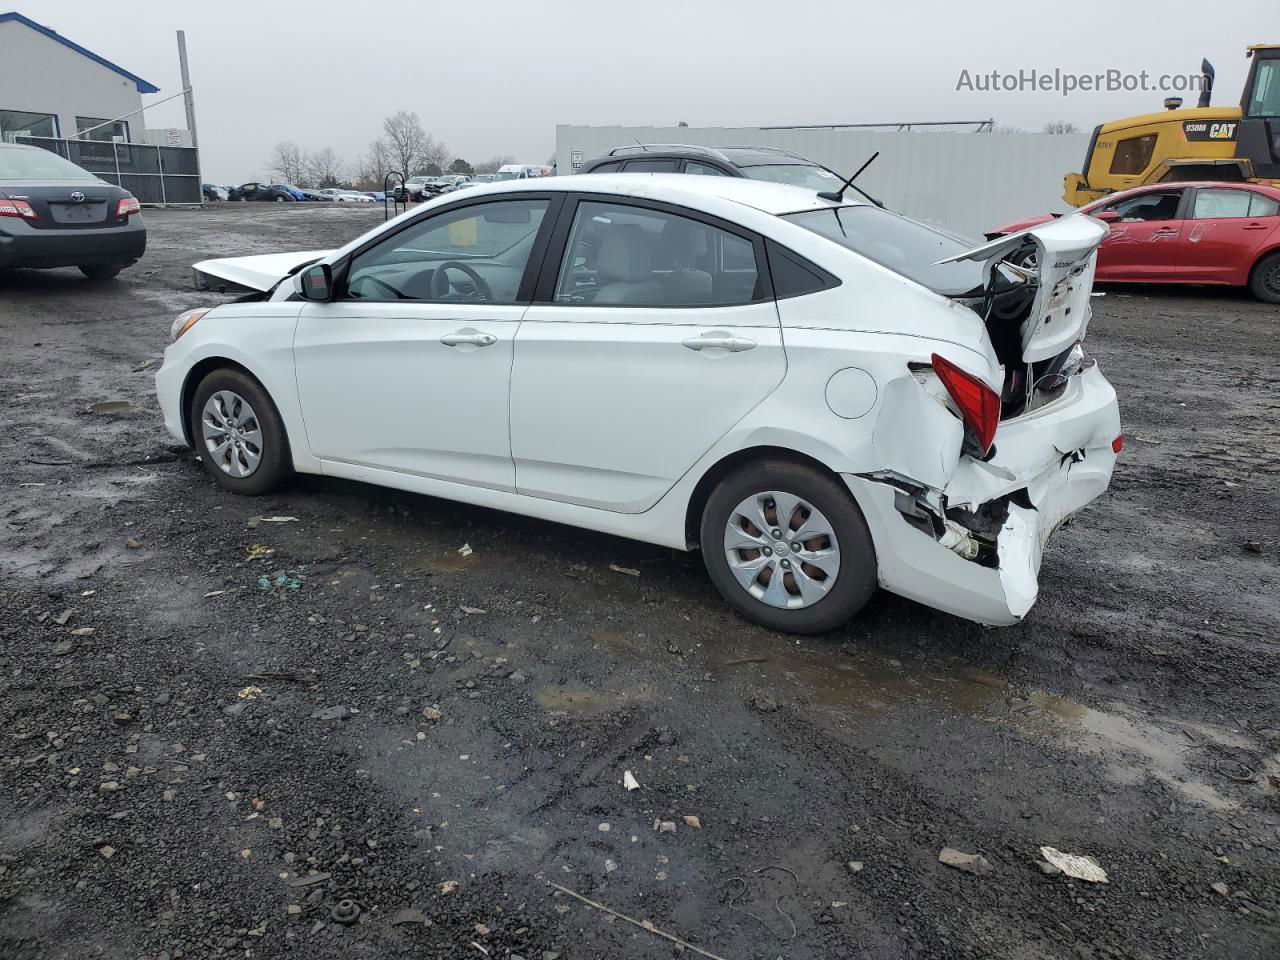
[1,204,1277,960]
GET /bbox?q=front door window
[345,198,549,302]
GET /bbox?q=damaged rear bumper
[846,363,1120,625]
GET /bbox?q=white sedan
[157,175,1120,633]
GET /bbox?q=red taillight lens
[1112,434,1124,454]
[116,196,141,217]
[0,198,37,219]
[931,353,1001,456]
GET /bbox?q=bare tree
[304,147,345,187]
[354,138,393,188]
[1043,120,1080,134]
[382,111,429,178]
[474,155,515,175]
[418,134,449,175]
[269,141,304,184]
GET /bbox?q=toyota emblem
[70,191,85,202]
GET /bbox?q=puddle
[88,401,136,415]
[534,684,655,716]
[655,634,1263,810]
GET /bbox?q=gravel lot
[2,204,1277,960]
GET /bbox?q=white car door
[293,196,554,492]
[511,198,786,513]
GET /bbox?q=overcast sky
[14,0,1273,182]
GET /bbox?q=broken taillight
[931,353,1001,457]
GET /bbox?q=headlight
[171,308,209,342]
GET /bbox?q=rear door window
[1191,189,1253,219]
[552,200,760,307]
[622,159,678,173]
[685,161,730,176]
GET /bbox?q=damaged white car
[156,174,1120,633]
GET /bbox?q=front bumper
[155,341,193,446]
[847,363,1121,625]
[0,218,146,269]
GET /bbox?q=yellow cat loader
[1064,45,1280,206]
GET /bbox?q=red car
[988,182,1280,303]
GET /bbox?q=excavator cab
[1064,45,1280,206]
[1239,45,1280,178]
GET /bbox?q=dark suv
[577,144,879,204]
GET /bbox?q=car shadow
[282,472,989,652]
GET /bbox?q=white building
[0,11,159,144]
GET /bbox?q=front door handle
[440,331,497,347]
[1242,222,1269,231]
[682,335,756,353]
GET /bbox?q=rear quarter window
[765,240,839,298]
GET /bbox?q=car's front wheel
[700,461,877,634]
[189,368,292,495]
[1249,252,1280,304]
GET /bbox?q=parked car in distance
[437,176,476,194]
[319,188,376,203]
[160,174,1121,633]
[494,163,550,181]
[202,183,228,202]
[0,142,145,280]
[229,183,296,202]
[578,145,882,205]
[269,184,308,201]
[473,174,496,184]
[296,187,333,202]
[396,176,442,202]
[987,181,1280,303]
[363,191,387,202]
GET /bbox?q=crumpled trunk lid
[192,250,330,293]
[937,215,1107,363]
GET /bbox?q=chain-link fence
[16,136,202,205]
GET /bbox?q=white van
[494,163,551,181]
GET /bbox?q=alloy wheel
[722,490,841,609]
[201,390,263,478]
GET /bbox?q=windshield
[785,206,985,296]
[0,147,98,181]
[495,171,519,181]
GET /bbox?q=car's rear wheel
[1249,252,1280,304]
[700,461,877,634]
[274,194,287,203]
[79,264,122,281]
[188,368,292,495]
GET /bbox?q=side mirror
[1093,209,1121,223]
[294,262,333,301]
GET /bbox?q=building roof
[0,12,159,94]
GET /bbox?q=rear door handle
[1242,222,1269,230]
[1153,228,1179,236]
[682,335,756,353]
[440,331,497,347]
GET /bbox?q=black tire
[188,368,293,495]
[79,264,122,281]
[1249,251,1280,304]
[700,460,877,634]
